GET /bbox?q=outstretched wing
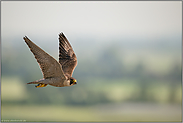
[59,33,77,77]
[23,36,66,79]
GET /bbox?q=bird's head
[70,77,77,85]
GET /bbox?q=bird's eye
[70,79,76,85]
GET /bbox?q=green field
[2,103,181,122]
[1,76,182,122]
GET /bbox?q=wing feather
[23,36,66,79]
[59,33,77,77]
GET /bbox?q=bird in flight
[23,33,77,88]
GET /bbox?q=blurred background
[1,1,182,122]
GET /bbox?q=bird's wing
[23,36,66,79]
[59,33,77,77]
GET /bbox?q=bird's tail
[27,79,43,84]
[27,79,48,88]
[27,81,41,84]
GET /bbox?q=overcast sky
[1,1,182,41]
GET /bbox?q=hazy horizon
[2,1,181,41]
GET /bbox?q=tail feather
[27,81,41,84]
[27,79,45,84]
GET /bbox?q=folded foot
[35,83,47,88]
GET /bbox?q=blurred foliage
[1,37,181,106]
[1,36,182,122]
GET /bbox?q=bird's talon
[35,83,47,88]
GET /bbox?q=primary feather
[59,33,77,77]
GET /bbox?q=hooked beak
[74,80,77,84]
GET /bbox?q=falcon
[23,33,77,88]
